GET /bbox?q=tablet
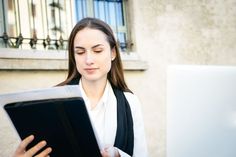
[4,95,101,157]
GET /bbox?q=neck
[81,78,107,108]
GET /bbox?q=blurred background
[1,0,236,156]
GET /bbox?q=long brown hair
[58,17,131,92]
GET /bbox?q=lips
[84,68,98,73]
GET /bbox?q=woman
[13,17,148,157]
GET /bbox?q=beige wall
[0,71,67,93]
[129,0,236,156]
[1,0,236,157]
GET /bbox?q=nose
[85,51,94,65]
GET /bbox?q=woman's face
[73,28,116,83]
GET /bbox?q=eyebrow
[74,44,104,49]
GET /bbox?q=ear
[111,48,117,61]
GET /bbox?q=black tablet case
[4,97,102,157]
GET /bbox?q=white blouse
[79,81,148,157]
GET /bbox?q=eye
[93,48,103,53]
[75,49,85,55]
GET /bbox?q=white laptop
[167,65,236,157]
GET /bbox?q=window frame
[0,0,148,71]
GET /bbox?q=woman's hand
[13,135,52,157]
[101,146,120,157]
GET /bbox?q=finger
[15,135,34,154]
[35,147,52,157]
[25,140,47,156]
[100,149,109,157]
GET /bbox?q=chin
[82,74,107,83]
[83,76,100,82]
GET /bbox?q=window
[0,0,130,52]
[0,0,148,71]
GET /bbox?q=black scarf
[68,78,134,156]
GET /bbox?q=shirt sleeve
[116,147,131,157]
[123,92,149,157]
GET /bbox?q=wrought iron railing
[0,32,68,50]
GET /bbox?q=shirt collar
[79,79,111,110]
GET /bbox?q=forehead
[74,28,108,46]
